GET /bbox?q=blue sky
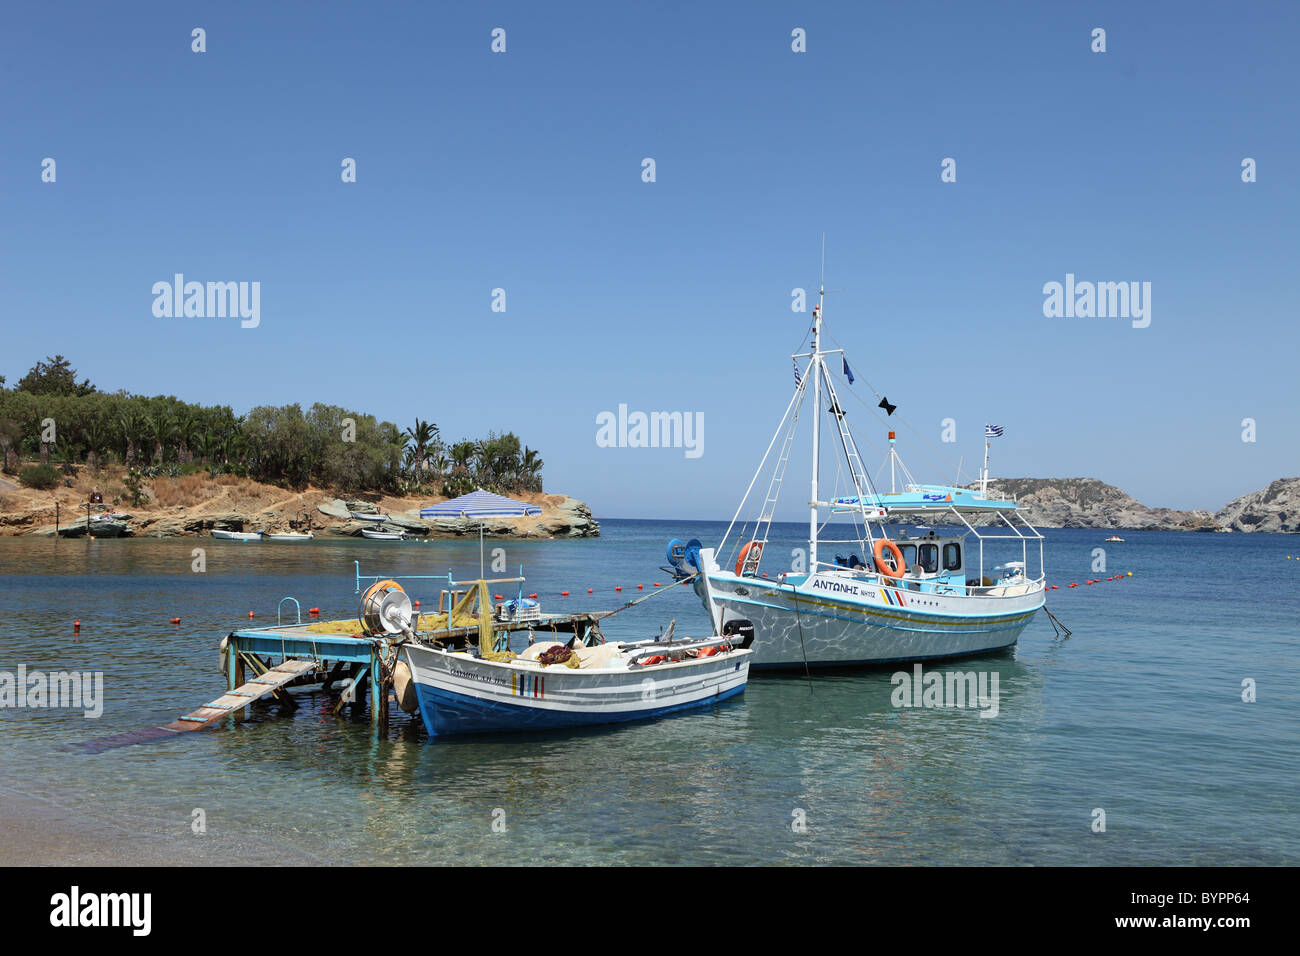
[2,1,1296,519]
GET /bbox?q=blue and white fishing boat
[668,277,1046,669]
[403,634,751,737]
[392,576,751,737]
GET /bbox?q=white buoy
[393,660,418,714]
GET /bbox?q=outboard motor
[722,618,755,649]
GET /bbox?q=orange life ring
[873,539,906,579]
[735,540,764,577]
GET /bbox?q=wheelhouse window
[899,544,917,567]
[917,543,939,573]
[943,543,961,571]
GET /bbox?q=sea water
[0,521,1295,865]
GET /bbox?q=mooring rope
[601,573,700,619]
[1043,605,1072,639]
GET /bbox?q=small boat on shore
[350,511,389,523]
[360,528,405,540]
[264,531,314,542]
[211,529,263,541]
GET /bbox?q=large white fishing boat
[668,273,1046,669]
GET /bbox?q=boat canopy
[830,484,1020,515]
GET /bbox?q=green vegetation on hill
[0,355,544,496]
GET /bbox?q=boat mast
[809,241,825,572]
[980,432,990,498]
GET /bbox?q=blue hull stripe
[413,681,747,737]
[715,591,1039,635]
[748,640,1019,671]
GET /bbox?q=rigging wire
[820,325,977,485]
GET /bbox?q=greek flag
[985,424,1004,438]
[793,358,802,387]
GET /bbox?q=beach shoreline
[0,469,598,540]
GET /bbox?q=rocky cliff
[1213,478,1300,533]
[982,478,1220,531]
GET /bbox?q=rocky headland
[983,477,1300,533]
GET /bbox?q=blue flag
[842,357,854,384]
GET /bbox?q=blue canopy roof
[420,489,542,519]
[830,485,1019,514]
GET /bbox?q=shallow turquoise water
[0,521,1295,864]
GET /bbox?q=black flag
[878,397,897,416]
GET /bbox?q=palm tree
[117,409,144,466]
[450,441,475,470]
[148,409,175,464]
[473,439,495,484]
[83,412,106,471]
[194,428,217,465]
[176,411,200,464]
[521,446,543,489]
[404,419,438,482]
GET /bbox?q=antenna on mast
[819,232,826,299]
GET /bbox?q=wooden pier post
[370,646,387,726]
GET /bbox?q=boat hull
[701,571,1042,669]
[211,530,262,541]
[403,643,750,737]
